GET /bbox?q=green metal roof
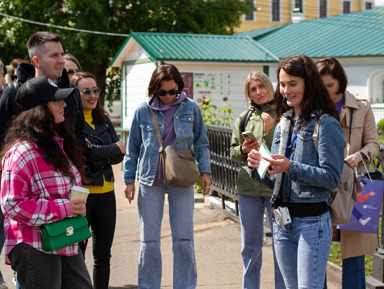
[111,32,279,66]
[244,7,384,58]
[236,25,285,39]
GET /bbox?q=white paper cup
[70,186,90,201]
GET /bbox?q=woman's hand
[242,139,259,154]
[117,140,127,155]
[70,199,86,217]
[201,173,211,195]
[248,149,262,168]
[125,183,135,204]
[261,112,274,134]
[263,154,290,174]
[345,152,362,169]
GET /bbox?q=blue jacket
[123,97,211,185]
[270,110,345,204]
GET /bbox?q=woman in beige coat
[317,57,380,289]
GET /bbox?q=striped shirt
[1,136,81,263]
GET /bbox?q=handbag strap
[313,110,353,152]
[149,108,164,150]
[348,109,353,144]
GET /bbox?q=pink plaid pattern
[1,137,82,262]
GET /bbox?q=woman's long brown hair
[0,103,85,182]
[274,54,339,124]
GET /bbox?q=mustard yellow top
[83,110,114,194]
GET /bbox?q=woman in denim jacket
[248,55,345,288]
[123,64,211,289]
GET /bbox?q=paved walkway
[0,164,342,288]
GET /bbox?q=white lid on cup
[71,186,90,194]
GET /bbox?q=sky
[377,0,384,6]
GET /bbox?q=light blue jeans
[138,183,196,289]
[239,195,285,289]
[273,211,332,289]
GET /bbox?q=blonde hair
[244,71,274,107]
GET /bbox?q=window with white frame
[343,1,351,13]
[244,0,255,21]
[319,0,327,18]
[295,0,303,12]
[272,0,280,22]
[369,71,384,104]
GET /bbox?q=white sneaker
[0,283,8,289]
[360,217,371,226]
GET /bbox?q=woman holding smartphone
[248,55,345,288]
[230,71,284,289]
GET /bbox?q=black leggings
[79,190,116,289]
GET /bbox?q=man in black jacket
[0,31,85,149]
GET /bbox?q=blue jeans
[239,195,285,289]
[273,211,332,289]
[138,183,196,289]
[79,191,116,289]
[342,255,365,289]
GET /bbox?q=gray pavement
[0,164,342,288]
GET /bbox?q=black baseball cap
[16,76,75,111]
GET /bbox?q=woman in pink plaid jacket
[0,76,93,289]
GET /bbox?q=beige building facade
[236,0,375,32]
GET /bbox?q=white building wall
[168,61,268,127]
[121,59,271,129]
[122,61,156,129]
[326,57,384,123]
[330,57,384,102]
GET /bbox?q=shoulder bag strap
[149,108,163,149]
[313,111,353,153]
[313,114,328,153]
[241,109,252,132]
[348,109,353,144]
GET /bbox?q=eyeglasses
[66,69,81,75]
[81,88,101,96]
[156,89,178,96]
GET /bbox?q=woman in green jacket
[230,71,285,289]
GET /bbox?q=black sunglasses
[81,88,101,96]
[156,89,178,97]
[66,68,81,75]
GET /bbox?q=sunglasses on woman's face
[81,88,101,96]
[66,68,81,75]
[156,89,178,96]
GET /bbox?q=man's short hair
[27,31,63,60]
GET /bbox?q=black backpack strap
[241,109,252,132]
[11,81,21,115]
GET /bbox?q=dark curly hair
[0,103,85,183]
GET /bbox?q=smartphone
[242,131,257,141]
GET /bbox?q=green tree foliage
[0,0,252,104]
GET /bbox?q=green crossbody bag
[38,166,91,252]
[38,214,91,252]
